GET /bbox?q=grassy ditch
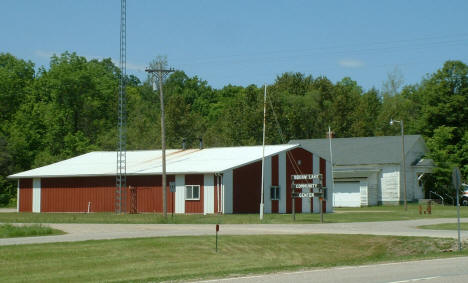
[0,234,465,282]
[418,223,468,231]
[0,224,64,238]
[1,204,467,224]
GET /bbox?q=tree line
[0,52,467,206]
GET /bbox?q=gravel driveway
[1,218,468,246]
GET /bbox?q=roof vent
[199,137,203,149]
[182,138,186,150]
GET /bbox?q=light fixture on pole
[390,118,407,211]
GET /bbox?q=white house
[290,135,434,207]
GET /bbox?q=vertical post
[260,84,267,220]
[401,120,407,211]
[328,126,335,208]
[216,224,219,252]
[292,179,295,221]
[158,66,167,218]
[320,198,323,223]
[17,179,20,212]
[457,186,461,251]
[453,167,462,251]
[145,64,174,218]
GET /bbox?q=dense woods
[1,52,467,206]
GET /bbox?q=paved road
[1,218,468,246]
[196,256,468,283]
[0,208,17,213]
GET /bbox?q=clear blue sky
[2,0,468,91]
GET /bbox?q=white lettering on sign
[292,174,322,180]
[299,192,314,198]
[295,183,321,189]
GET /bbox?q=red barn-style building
[9,144,332,214]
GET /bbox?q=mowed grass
[1,204,467,224]
[0,234,465,282]
[0,224,63,238]
[419,223,468,231]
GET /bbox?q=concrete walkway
[1,218,468,246]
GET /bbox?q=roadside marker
[215,224,219,252]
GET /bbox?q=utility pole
[146,62,174,218]
[390,118,407,211]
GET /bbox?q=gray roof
[290,135,426,166]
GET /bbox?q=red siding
[40,175,174,213]
[19,179,32,212]
[320,158,327,187]
[233,161,262,213]
[185,174,204,213]
[271,155,279,213]
[272,155,279,186]
[286,148,313,213]
[41,177,115,212]
[320,157,327,210]
[271,200,279,213]
[136,187,157,213]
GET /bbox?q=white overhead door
[333,182,361,207]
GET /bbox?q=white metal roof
[9,144,299,178]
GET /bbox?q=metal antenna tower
[145,63,174,218]
[116,0,127,214]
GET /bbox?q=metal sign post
[291,179,296,221]
[452,167,462,251]
[170,182,175,220]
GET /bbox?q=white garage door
[333,182,361,207]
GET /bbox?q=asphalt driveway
[1,218,468,246]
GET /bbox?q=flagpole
[260,84,267,220]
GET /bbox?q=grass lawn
[0,234,466,282]
[1,204,467,224]
[0,224,64,238]
[418,223,468,231]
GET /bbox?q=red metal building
[9,144,332,214]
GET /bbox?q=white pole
[328,126,335,208]
[17,180,20,213]
[260,84,267,220]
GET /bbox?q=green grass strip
[0,224,64,238]
[0,234,466,282]
[418,223,468,231]
[1,204,467,224]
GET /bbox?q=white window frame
[271,186,280,200]
[185,185,200,200]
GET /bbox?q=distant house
[290,135,434,207]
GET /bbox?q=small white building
[290,135,434,207]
